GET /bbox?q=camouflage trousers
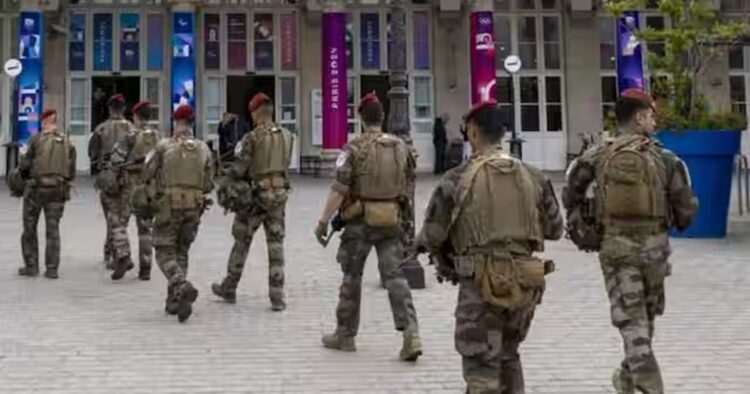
[334,222,418,337]
[456,279,541,394]
[153,208,202,303]
[599,233,671,394]
[99,193,113,263]
[103,189,132,263]
[21,187,67,270]
[222,204,286,303]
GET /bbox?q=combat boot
[111,256,134,280]
[176,282,199,323]
[399,329,423,362]
[138,269,150,281]
[18,266,39,277]
[165,287,178,315]
[44,268,59,279]
[270,299,286,312]
[612,368,635,394]
[321,333,356,352]
[211,281,236,303]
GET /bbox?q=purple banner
[470,11,496,104]
[322,12,348,150]
[616,11,644,93]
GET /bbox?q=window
[495,76,515,129]
[120,13,140,71]
[346,14,354,69]
[360,13,380,70]
[601,76,618,123]
[280,77,297,133]
[494,16,511,70]
[412,11,429,70]
[69,78,89,136]
[280,13,297,70]
[730,75,746,116]
[542,17,560,70]
[254,13,274,70]
[147,14,164,71]
[205,77,223,136]
[347,76,357,134]
[93,13,114,71]
[645,16,665,58]
[545,76,562,131]
[69,13,86,71]
[145,78,161,127]
[412,76,432,134]
[599,17,616,70]
[520,77,540,132]
[204,13,220,70]
[518,17,537,70]
[227,13,247,70]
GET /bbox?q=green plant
[605,0,749,130]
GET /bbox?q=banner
[469,11,496,104]
[93,13,113,71]
[120,13,140,71]
[280,13,297,70]
[15,11,43,146]
[171,12,196,112]
[69,13,86,71]
[360,13,379,70]
[616,11,644,93]
[322,12,348,150]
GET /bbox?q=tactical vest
[449,151,543,254]
[354,134,409,201]
[161,138,209,209]
[132,126,160,160]
[597,135,667,225]
[98,119,133,155]
[31,132,72,186]
[249,124,293,181]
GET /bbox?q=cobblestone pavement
[1,176,749,394]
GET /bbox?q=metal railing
[737,154,750,215]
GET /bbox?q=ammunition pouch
[340,200,364,222]
[131,183,157,218]
[254,175,288,211]
[363,201,400,228]
[474,256,523,310]
[167,187,204,210]
[566,209,603,252]
[94,169,121,195]
[6,168,27,198]
[216,179,253,214]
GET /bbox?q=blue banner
[616,11,644,93]
[16,12,43,146]
[360,13,380,70]
[120,13,140,71]
[69,13,86,71]
[171,12,195,113]
[93,13,113,71]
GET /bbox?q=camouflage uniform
[109,123,162,277]
[18,129,77,277]
[143,131,214,322]
[326,130,420,349]
[213,121,293,309]
[564,132,697,394]
[416,144,563,393]
[88,115,136,266]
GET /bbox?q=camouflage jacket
[109,123,162,181]
[416,144,563,258]
[563,132,698,234]
[88,116,136,173]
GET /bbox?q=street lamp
[387,0,425,289]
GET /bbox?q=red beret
[108,93,125,106]
[40,109,57,123]
[465,99,498,122]
[248,93,272,112]
[357,93,381,114]
[132,100,151,115]
[172,105,193,120]
[621,88,655,108]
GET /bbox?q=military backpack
[31,132,72,187]
[161,138,210,209]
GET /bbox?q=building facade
[1,0,747,176]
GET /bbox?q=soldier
[563,89,697,394]
[415,100,563,393]
[108,100,162,281]
[88,93,136,269]
[141,104,214,322]
[17,109,77,279]
[313,94,422,362]
[212,93,294,311]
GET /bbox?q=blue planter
[656,129,742,238]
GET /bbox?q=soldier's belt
[256,175,285,189]
[165,187,204,209]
